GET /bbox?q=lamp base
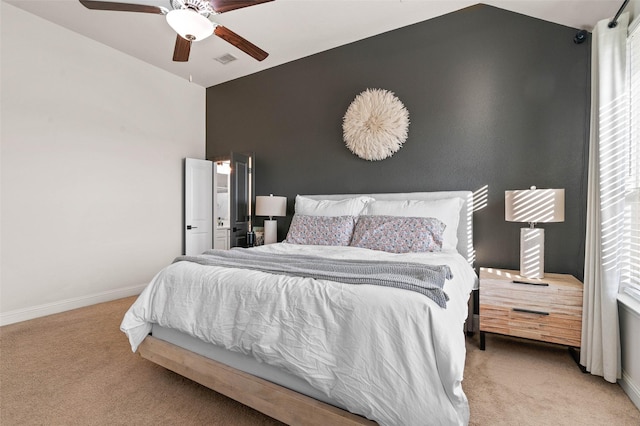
[520,228,545,278]
[264,220,278,245]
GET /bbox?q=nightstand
[479,267,583,351]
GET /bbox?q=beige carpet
[1,296,638,425]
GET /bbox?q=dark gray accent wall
[206,4,590,279]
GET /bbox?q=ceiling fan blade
[173,35,191,62]
[214,26,268,61]
[79,0,165,14]
[208,0,274,14]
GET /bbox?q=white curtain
[581,13,630,383]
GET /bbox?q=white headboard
[303,191,474,263]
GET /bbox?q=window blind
[622,22,640,301]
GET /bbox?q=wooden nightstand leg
[568,347,587,373]
[480,331,486,350]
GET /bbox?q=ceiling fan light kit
[79,0,273,62]
[166,9,214,41]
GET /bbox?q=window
[621,21,640,301]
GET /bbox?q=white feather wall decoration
[342,88,410,161]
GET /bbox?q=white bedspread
[121,243,476,425]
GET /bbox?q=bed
[121,191,477,425]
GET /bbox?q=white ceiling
[5,0,625,88]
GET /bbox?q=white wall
[0,2,206,324]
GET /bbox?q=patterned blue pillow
[285,215,357,246]
[350,215,446,253]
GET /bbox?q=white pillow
[362,198,464,251]
[295,195,374,217]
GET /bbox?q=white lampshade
[505,187,564,224]
[166,9,214,41]
[505,187,565,279]
[255,195,287,219]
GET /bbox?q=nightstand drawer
[480,305,582,347]
[480,278,583,315]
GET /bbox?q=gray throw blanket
[174,248,452,308]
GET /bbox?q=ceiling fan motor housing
[170,0,215,16]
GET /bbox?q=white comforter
[121,243,476,425]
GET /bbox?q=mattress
[151,324,337,407]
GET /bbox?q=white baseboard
[620,370,640,411]
[0,283,147,326]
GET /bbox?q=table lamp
[255,195,287,244]
[505,186,565,278]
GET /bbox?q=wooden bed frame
[135,191,475,425]
[138,336,377,425]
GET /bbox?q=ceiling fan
[79,0,273,62]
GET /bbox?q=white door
[185,158,212,255]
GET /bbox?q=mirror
[211,153,253,248]
[214,161,230,229]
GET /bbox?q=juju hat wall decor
[342,88,410,161]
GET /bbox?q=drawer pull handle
[513,308,549,316]
[512,280,549,287]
